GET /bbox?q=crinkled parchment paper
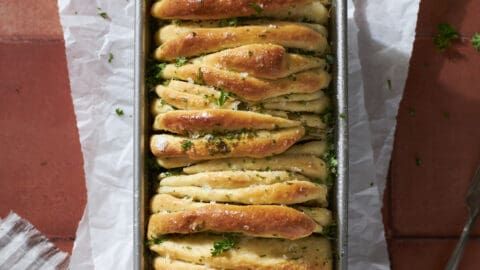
[57,0,420,269]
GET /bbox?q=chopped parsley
[175,57,188,67]
[472,33,480,52]
[97,8,109,19]
[219,18,238,27]
[387,79,392,90]
[159,169,183,178]
[321,223,337,240]
[115,108,124,116]
[146,236,165,246]
[415,156,422,166]
[434,23,459,51]
[211,234,239,256]
[325,54,335,65]
[339,113,346,119]
[216,90,229,107]
[108,53,114,63]
[248,2,264,14]
[181,140,193,152]
[145,59,167,90]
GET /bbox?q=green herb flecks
[249,3,264,14]
[216,90,230,107]
[415,156,422,166]
[471,33,480,52]
[321,223,337,240]
[159,169,183,178]
[211,234,240,256]
[146,59,167,91]
[219,18,238,27]
[175,57,188,67]
[325,54,335,65]
[434,23,459,51]
[97,8,109,20]
[108,53,114,63]
[181,140,193,152]
[146,236,165,246]
[115,108,124,116]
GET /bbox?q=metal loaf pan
[134,1,348,269]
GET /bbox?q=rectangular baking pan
[133,1,348,269]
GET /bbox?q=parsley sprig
[115,108,124,116]
[211,234,239,256]
[216,90,230,107]
[108,53,114,63]
[175,57,188,67]
[434,23,459,51]
[97,8,109,20]
[472,33,480,52]
[146,236,165,246]
[181,140,193,152]
[146,59,167,90]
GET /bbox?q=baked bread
[182,154,328,180]
[153,109,301,134]
[151,0,330,24]
[150,127,305,160]
[191,44,326,80]
[147,0,335,268]
[150,234,333,270]
[148,194,332,239]
[155,23,328,60]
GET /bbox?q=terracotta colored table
[386,1,480,269]
[0,0,479,268]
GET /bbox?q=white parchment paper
[57,0,420,269]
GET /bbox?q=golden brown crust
[155,85,240,111]
[285,141,327,156]
[159,170,310,188]
[158,180,328,205]
[150,194,332,231]
[193,44,325,79]
[156,157,199,169]
[151,0,329,25]
[161,65,331,102]
[151,99,175,115]
[263,98,330,113]
[153,109,301,134]
[148,203,317,240]
[150,127,305,160]
[183,154,328,179]
[150,235,333,270]
[155,23,328,60]
[290,114,327,128]
[264,91,326,103]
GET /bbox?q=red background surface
[0,0,479,268]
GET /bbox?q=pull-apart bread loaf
[147,0,334,268]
